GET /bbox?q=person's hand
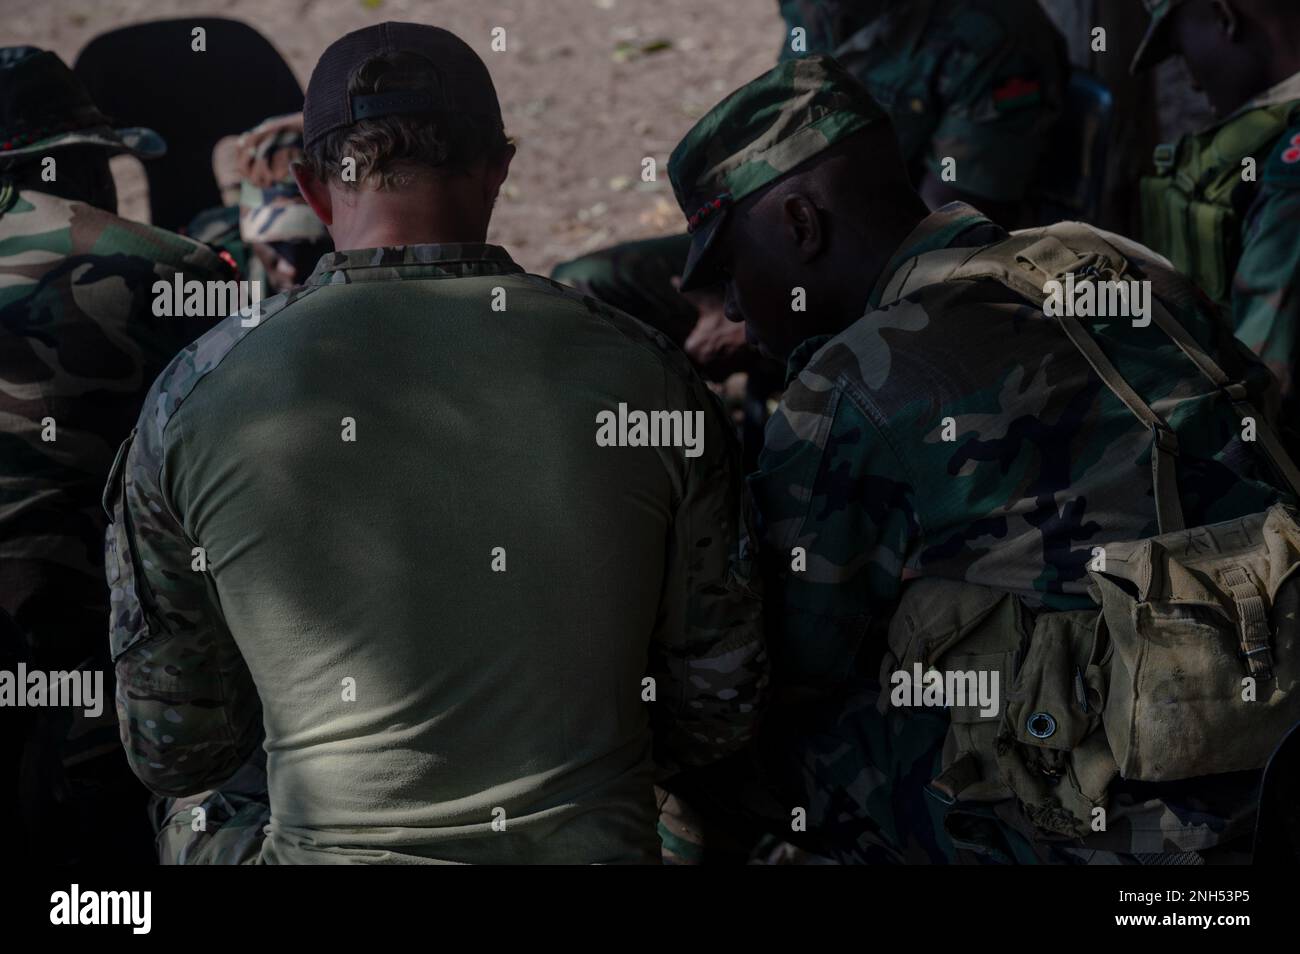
[673,278,755,381]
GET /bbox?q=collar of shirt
[1234,69,1300,117]
[783,333,836,387]
[306,243,525,285]
[782,202,1006,384]
[867,201,1006,309]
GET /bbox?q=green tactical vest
[1140,100,1300,307]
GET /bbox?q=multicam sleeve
[648,383,768,773]
[748,376,920,697]
[104,403,261,798]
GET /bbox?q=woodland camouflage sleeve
[1233,137,1300,415]
[647,379,768,773]
[928,2,1066,203]
[748,372,920,697]
[104,370,261,798]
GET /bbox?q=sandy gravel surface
[15,0,781,275]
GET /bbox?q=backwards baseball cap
[303,22,502,150]
[668,55,889,292]
[0,46,164,160]
[1132,0,1185,75]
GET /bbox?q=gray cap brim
[1131,17,1175,75]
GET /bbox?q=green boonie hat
[668,55,888,292]
[0,46,164,160]
[1131,0,1185,75]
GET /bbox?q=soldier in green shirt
[1135,0,1300,440]
[107,22,766,865]
[668,55,1298,863]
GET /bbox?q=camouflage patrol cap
[1132,0,1186,74]
[668,55,888,291]
[0,46,164,160]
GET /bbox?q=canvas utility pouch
[881,579,1026,805]
[1088,503,1300,782]
[883,580,1116,836]
[993,609,1114,838]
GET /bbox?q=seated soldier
[552,0,1068,371]
[1133,0,1300,448]
[107,22,766,865]
[0,46,231,864]
[669,55,1300,864]
[186,112,333,292]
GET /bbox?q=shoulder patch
[1264,128,1300,188]
[992,75,1043,113]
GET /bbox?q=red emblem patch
[992,77,1041,103]
[1284,133,1300,164]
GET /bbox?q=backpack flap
[1088,504,1300,781]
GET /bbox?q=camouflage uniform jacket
[0,186,228,666]
[751,204,1291,854]
[754,201,1287,687]
[1232,71,1300,428]
[105,244,767,864]
[778,0,1068,202]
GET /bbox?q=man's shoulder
[920,0,1064,117]
[788,222,1208,416]
[795,277,1012,410]
[140,285,313,446]
[1,190,237,412]
[1,190,230,279]
[514,270,703,383]
[929,0,1061,55]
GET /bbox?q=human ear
[1210,0,1240,40]
[781,193,824,264]
[292,161,334,228]
[485,142,516,202]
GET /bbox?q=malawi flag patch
[993,76,1042,112]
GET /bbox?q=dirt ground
[15,0,780,276]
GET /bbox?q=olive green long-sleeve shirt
[105,244,766,864]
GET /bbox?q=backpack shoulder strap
[878,222,1300,528]
[880,226,1185,532]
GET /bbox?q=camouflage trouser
[153,748,269,865]
[762,679,1241,865]
[550,233,696,346]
